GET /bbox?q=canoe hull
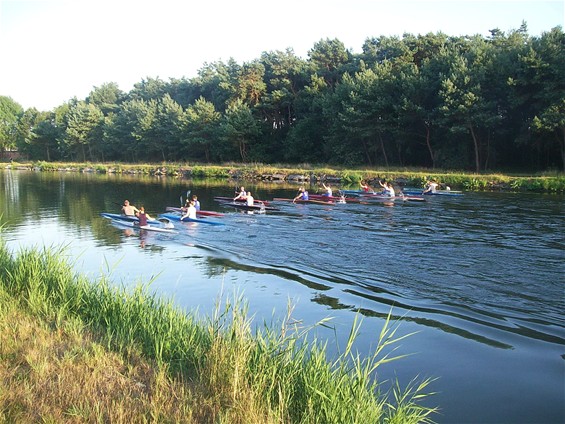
[101,212,162,225]
[108,219,177,234]
[158,213,226,226]
[165,206,224,217]
[401,190,463,197]
[273,197,336,205]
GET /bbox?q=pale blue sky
[1,0,563,111]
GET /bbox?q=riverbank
[3,160,565,192]
[0,239,437,423]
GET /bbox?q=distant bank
[3,160,564,193]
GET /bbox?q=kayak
[307,194,364,203]
[362,194,426,203]
[158,213,226,226]
[214,196,270,205]
[339,189,376,197]
[401,189,463,197]
[100,212,162,225]
[109,219,177,234]
[165,206,224,217]
[273,197,338,205]
[337,191,425,202]
[217,201,278,211]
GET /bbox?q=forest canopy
[1,25,564,172]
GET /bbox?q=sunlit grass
[0,237,438,422]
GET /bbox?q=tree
[438,37,500,172]
[154,94,184,161]
[86,82,124,115]
[0,96,24,156]
[234,61,266,107]
[64,101,104,161]
[526,28,565,170]
[19,110,63,161]
[308,38,352,87]
[222,99,261,161]
[181,97,221,162]
[259,49,309,129]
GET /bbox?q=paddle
[180,190,192,207]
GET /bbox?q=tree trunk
[483,131,491,171]
[379,134,389,167]
[424,123,435,169]
[469,124,480,173]
[239,140,247,162]
[558,127,565,171]
[362,139,372,166]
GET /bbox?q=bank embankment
[4,160,565,192]
[0,240,436,423]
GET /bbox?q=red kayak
[273,197,338,205]
[214,196,270,205]
[307,194,365,203]
[165,206,224,217]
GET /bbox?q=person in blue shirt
[191,194,201,211]
[378,180,396,197]
[293,187,309,202]
[321,182,333,197]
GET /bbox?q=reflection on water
[1,169,564,424]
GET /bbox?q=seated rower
[181,200,197,220]
[122,200,139,216]
[322,182,333,197]
[136,206,151,226]
[234,186,246,201]
[423,180,439,194]
[192,194,201,211]
[378,180,396,197]
[360,180,373,193]
[246,191,255,206]
[293,187,309,203]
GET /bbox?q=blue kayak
[158,213,226,226]
[109,219,177,234]
[401,189,463,196]
[100,212,162,224]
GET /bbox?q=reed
[0,238,437,423]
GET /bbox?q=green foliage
[0,95,24,151]
[8,27,565,172]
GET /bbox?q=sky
[0,0,563,111]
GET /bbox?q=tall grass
[0,238,437,423]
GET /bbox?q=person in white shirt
[423,180,439,194]
[246,191,254,206]
[181,200,197,220]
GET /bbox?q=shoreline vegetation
[3,160,565,192]
[0,240,437,423]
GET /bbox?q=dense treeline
[1,25,564,172]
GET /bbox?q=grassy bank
[4,160,565,192]
[0,239,437,423]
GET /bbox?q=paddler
[136,206,151,226]
[121,199,139,216]
[321,182,333,197]
[181,200,197,220]
[423,180,439,194]
[378,180,396,197]
[234,186,246,201]
[246,191,255,206]
[293,187,309,203]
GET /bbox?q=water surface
[1,170,564,423]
